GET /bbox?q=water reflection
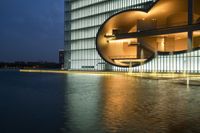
[64,74,104,133]
[64,74,200,133]
[102,76,138,133]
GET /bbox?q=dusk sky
[0,0,64,62]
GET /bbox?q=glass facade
[64,0,200,73]
[64,0,156,71]
[119,30,200,73]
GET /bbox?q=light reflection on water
[1,71,199,133]
[64,74,200,133]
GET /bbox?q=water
[0,70,200,133]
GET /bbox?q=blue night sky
[0,0,64,62]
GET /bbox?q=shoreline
[19,69,200,79]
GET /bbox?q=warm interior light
[157,38,165,51]
[114,59,147,63]
[96,0,196,67]
[193,31,200,37]
[108,38,138,44]
[105,33,115,38]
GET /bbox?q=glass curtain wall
[64,0,156,71]
[65,0,200,73]
[130,0,200,73]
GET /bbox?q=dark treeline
[0,62,61,69]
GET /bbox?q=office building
[59,49,65,68]
[65,0,200,73]
[64,0,156,71]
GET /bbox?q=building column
[188,0,193,51]
[187,0,193,73]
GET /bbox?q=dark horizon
[0,0,64,63]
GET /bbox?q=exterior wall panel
[64,0,200,73]
[65,0,155,71]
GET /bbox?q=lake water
[0,70,200,133]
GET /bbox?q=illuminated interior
[193,30,200,48]
[139,32,188,53]
[96,0,200,67]
[193,0,200,24]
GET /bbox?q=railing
[139,40,155,53]
[110,55,137,59]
